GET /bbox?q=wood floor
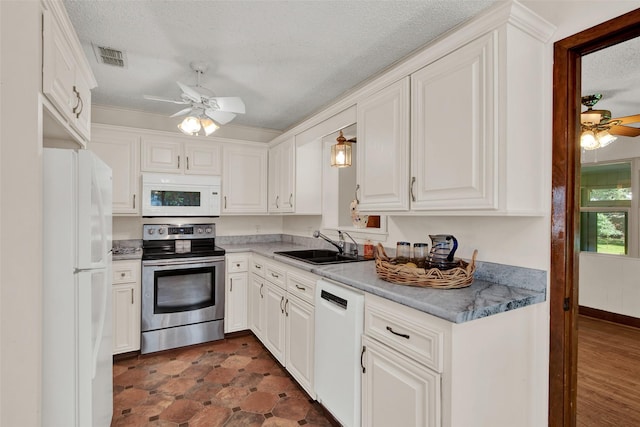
[577,315,640,426]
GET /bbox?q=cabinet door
[248,274,266,340]
[362,336,441,427]
[285,294,315,398]
[112,283,140,354]
[410,33,495,210]
[279,139,295,212]
[222,145,268,213]
[357,77,410,211]
[264,282,286,365]
[141,137,183,173]
[225,272,248,333]
[42,11,77,123]
[90,128,140,215]
[184,141,222,175]
[267,144,281,212]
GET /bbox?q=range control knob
[197,228,204,234]
[158,228,165,235]
[205,227,212,233]
[148,229,155,235]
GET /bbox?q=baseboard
[579,306,640,329]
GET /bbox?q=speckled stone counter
[219,240,546,324]
[112,239,143,261]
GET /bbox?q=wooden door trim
[549,8,640,427]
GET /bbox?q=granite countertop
[221,242,546,324]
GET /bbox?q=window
[580,162,632,255]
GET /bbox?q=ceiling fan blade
[170,107,193,118]
[612,114,640,125]
[205,109,236,125]
[143,95,189,104]
[609,124,640,137]
[177,81,203,102]
[212,97,246,114]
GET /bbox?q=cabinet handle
[132,194,136,209]
[280,296,285,313]
[410,177,416,202]
[355,184,360,204]
[361,346,366,373]
[295,284,306,291]
[255,264,262,270]
[236,263,241,268]
[72,86,83,118]
[120,272,125,278]
[386,326,410,339]
[224,196,227,209]
[186,156,189,170]
[259,283,264,298]
[130,288,134,305]
[230,277,233,292]
[285,299,289,317]
[275,195,279,209]
[271,272,280,279]
[289,193,293,207]
[177,155,181,169]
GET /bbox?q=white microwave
[141,173,221,217]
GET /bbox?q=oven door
[141,256,225,332]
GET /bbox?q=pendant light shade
[331,130,352,167]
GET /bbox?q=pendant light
[331,130,352,167]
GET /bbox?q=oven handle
[142,256,225,267]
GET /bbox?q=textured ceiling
[582,36,640,124]
[64,0,499,131]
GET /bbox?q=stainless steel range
[141,223,225,354]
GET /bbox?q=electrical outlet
[255,225,261,234]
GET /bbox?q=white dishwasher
[314,278,364,427]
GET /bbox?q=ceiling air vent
[92,44,127,68]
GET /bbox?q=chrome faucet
[313,230,344,254]
[338,230,359,257]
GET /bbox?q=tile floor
[111,334,335,426]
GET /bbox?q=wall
[1,2,43,426]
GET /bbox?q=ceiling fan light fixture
[200,117,219,136]
[178,116,202,135]
[580,130,598,150]
[331,130,352,167]
[596,130,617,148]
[581,111,602,126]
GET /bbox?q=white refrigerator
[43,148,113,427]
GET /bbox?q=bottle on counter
[363,239,374,259]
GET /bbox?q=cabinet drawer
[364,294,449,372]
[251,256,266,277]
[112,260,140,285]
[286,270,317,305]
[227,254,249,273]
[265,262,286,289]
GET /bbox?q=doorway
[549,8,640,427]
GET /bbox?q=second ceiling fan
[580,94,640,150]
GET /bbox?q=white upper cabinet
[89,126,140,215]
[268,138,295,213]
[42,4,96,145]
[141,135,222,175]
[222,145,268,214]
[410,32,495,210]
[356,78,410,211]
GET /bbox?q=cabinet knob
[120,272,126,277]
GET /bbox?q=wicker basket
[374,243,477,289]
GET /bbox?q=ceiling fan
[580,94,640,150]
[144,62,245,135]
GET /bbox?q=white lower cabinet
[362,335,440,427]
[225,253,249,333]
[112,260,141,355]
[362,293,446,427]
[248,255,317,398]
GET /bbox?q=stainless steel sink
[274,249,370,265]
